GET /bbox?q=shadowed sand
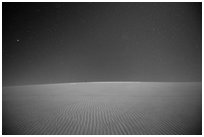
[2,82,202,135]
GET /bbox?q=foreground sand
[2,82,202,135]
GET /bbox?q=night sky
[3,2,202,86]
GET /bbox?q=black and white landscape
[2,2,202,135]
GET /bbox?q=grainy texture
[2,82,202,135]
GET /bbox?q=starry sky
[3,2,202,86]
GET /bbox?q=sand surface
[2,82,202,135]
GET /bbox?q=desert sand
[2,82,202,135]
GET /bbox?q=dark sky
[3,2,202,86]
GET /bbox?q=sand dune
[2,82,202,135]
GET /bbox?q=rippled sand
[2,82,202,135]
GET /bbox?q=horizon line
[3,81,202,88]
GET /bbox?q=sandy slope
[2,82,202,135]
